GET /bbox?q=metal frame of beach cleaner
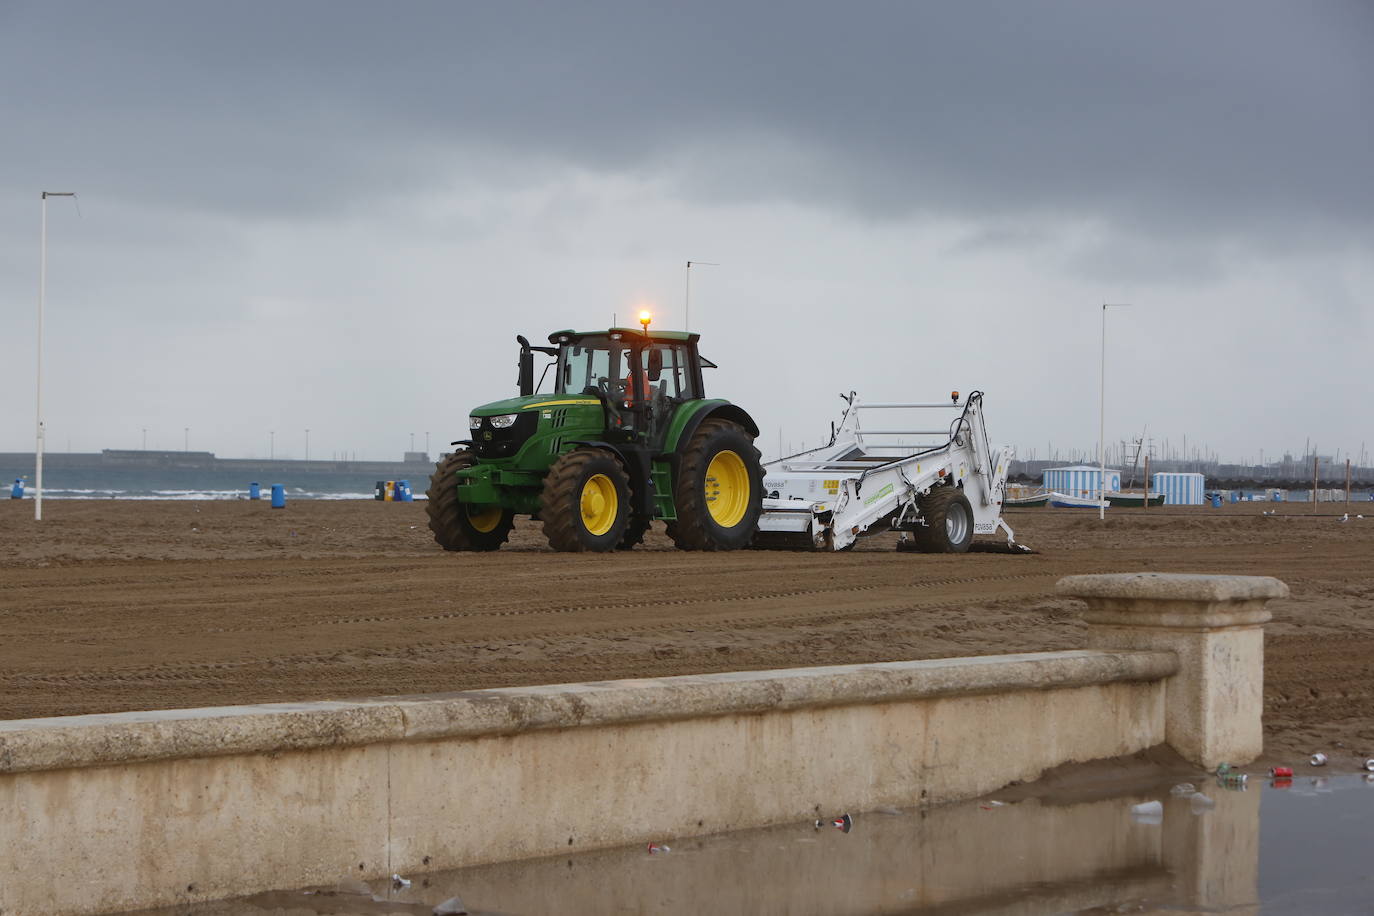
[757,391,1018,551]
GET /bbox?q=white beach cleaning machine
[754,390,1030,553]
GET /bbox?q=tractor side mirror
[646,347,663,382]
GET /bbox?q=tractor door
[636,342,699,450]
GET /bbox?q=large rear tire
[425,451,514,552]
[541,448,631,552]
[909,486,974,553]
[668,419,763,551]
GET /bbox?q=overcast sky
[2,1,1370,467]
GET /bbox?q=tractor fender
[566,440,628,463]
[667,401,761,457]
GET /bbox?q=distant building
[1153,472,1206,505]
[403,451,432,464]
[1043,465,1121,498]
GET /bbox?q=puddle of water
[134,773,1374,915]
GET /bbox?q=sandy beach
[2,498,1371,769]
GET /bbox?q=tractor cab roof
[547,328,701,346]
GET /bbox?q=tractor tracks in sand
[15,569,1056,647]
[0,571,1059,696]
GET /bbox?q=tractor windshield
[556,339,625,396]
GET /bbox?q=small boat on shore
[1106,491,1166,508]
[1004,485,1049,508]
[1048,491,1105,509]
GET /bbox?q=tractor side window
[559,346,614,395]
[659,345,698,400]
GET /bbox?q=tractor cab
[530,328,710,448]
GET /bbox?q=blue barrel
[1210,494,1222,508]
[397,480,413,502]
[249,482,261,500]
[9,478,22,499]
[270,484,286,508]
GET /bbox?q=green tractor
[426,323,764,552]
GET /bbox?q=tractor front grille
[472,411,538,459]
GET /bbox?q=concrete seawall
[0,573,1287,915]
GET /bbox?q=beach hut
[1153,472,1206,505]
[1043,465,1121,499]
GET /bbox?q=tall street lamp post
[684,260,719,332]
[35,191,77,521]
[1099,303,1130,521]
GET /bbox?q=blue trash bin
[249,482,261,500]
[10,478,22,499]
[397,480,413,502]
[270,484,286,508]
[1210,494,1222,508]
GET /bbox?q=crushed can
[1269,766,1293,778]
[1310,753,1328,767]
[1217,772,1249,790]
[1364,759,1374,772]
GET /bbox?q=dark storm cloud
[3,0,1370,240]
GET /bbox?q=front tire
[909,486,974,553]
[425,451,515,552]
[668,419,763,551]
[541,448,631,552]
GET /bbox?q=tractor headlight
[489,414,518,429]
[469,416,482,430]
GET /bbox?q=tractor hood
[470,394,601,416]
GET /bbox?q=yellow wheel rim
[580,473,618,536]
[705,450,750,528]
[466,504,503,533]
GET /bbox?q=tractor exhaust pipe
[516,335,534,396]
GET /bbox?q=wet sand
[2,498,1371,768]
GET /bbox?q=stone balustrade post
[1056,573,1288,770]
